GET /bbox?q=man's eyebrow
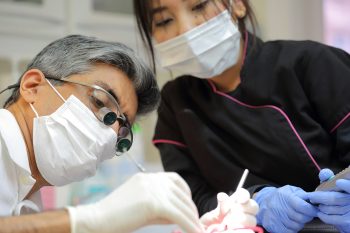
[94,81,120,104]
[94,80,134,123]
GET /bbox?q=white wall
[252,0,324,42]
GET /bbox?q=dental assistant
[133,0,350,232]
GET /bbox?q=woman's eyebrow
[151,0,190,16]
[151,6,167,16]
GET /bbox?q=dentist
[0,35,203,233]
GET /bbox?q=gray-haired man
[0,35,204,233]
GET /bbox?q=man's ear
[19,69,46,104]
[232,0,247,19]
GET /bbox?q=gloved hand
[67,172,204,233]
[200,188,259,233]
[254,185,318,233]
[308,168,350,233]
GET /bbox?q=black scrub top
[153,33,350,215]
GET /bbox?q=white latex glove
[200,188,259,233]
[67,172,204,233]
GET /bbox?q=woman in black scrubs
[133,0,350,232]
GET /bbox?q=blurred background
[0,0,349,232]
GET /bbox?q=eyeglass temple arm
[46,77,127,120]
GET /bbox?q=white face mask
[30,81,118,186]
[154,10,241,79]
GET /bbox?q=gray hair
[4,35,160,115]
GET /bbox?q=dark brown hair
[133,0,257,73]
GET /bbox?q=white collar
[0,109,38,209]
[0,109,31,174]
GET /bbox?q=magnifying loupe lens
[97,107,117,125]
[103,111,117,125]
[116,138,131,155]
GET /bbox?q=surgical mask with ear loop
[30,80,118,186]
[154,10,241,79]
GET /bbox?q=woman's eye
[192,0,210,12]
[154,18,173,27]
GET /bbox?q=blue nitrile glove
[254,185,318,233]
[308,168,350,233]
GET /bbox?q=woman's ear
[19,69,46,104]
[233,0,247,19]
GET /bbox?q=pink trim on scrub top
[207,80,321,171]
[207,33,321,172]
[153,139,188,148]
[330,112,350,133]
